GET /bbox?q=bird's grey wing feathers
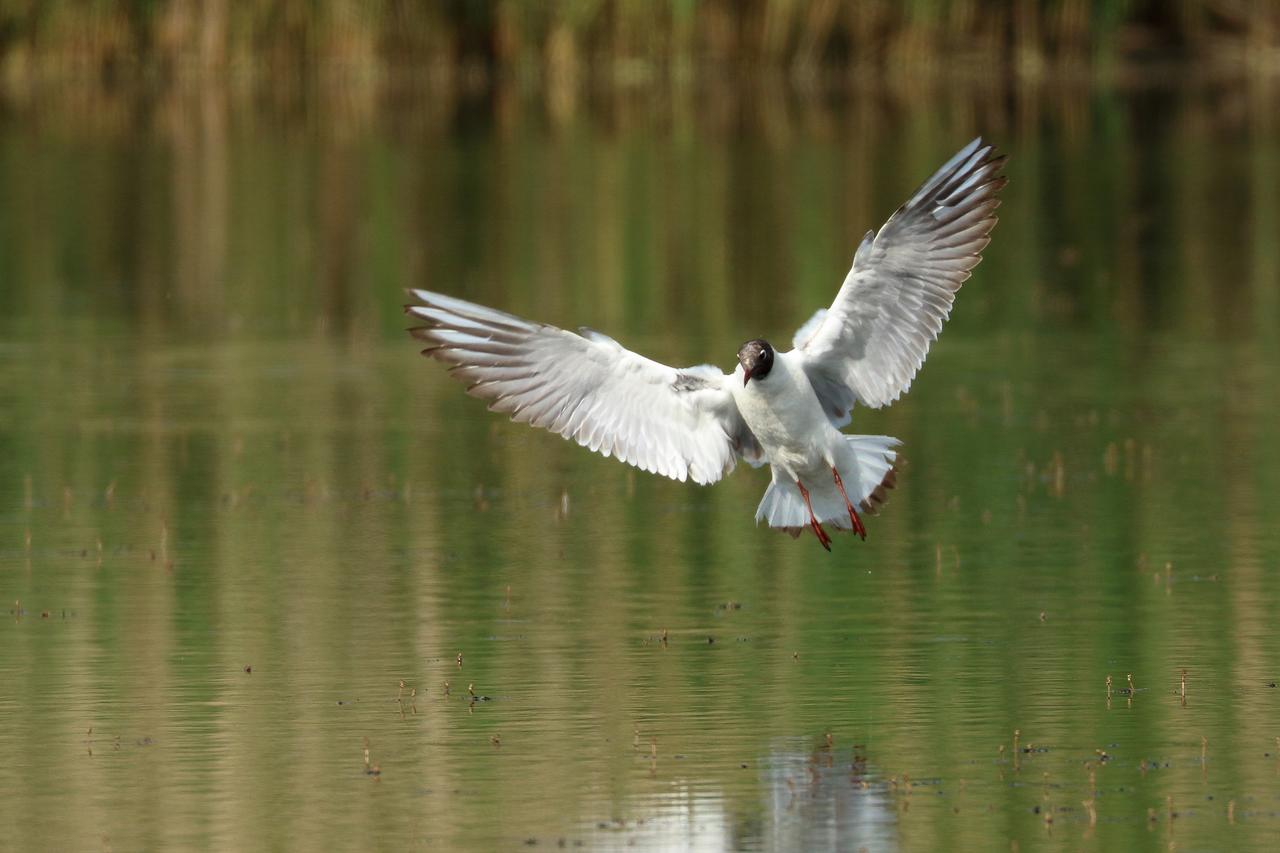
[794,138,1006,422]
[407,290,760,484]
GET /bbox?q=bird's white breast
[732,352,836,470]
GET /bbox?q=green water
[2,83,1279,851]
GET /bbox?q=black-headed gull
[407,138,1005,549]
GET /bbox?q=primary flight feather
[407,138,1006,549]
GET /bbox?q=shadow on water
[0,76,1279,851]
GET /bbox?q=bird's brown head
[738,339,775,386]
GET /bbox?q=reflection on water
[758,742,896,853]
[589,744,896,852]
[1,80,1280,851]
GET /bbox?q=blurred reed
[2,0,1280,96]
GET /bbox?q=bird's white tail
[755,435,901,536]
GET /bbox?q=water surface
[2,82,1279,851]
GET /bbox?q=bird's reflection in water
[758,739,897,853]
[592,740,897,852]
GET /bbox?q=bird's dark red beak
[743,372,751,387]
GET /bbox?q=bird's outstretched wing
[406,289,761,484]
[792,138,1006,424]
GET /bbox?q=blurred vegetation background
[1,0,1279,96]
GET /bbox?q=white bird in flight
[406,138,1006,549]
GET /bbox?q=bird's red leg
[796,480,832,551]
[831,467,867,540]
